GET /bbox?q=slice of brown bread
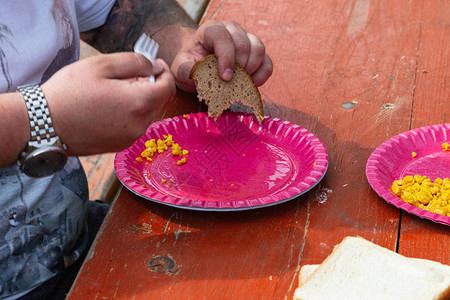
[190,54,264,122]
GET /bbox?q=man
[0,0,272,298]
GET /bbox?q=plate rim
[114,112,329,211]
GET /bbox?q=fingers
[200,21,235,80]
[97,52,162,79]
[148,60,176,99]
[223,21,251,69]
[198,20,272,85]
[123,58,167,84]
[251,54,273,86]
[171,53,197,92]
[122,58,176,106]
[103,54,174,104]
[244,33,266,75]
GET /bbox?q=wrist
[0,92,29,167]
[17,84,67,177]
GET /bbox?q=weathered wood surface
[68,0,450,299]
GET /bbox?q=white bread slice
[190,54,264,122]
[298,260,450,287]
[298,264,319,286]
[294,236,450,300]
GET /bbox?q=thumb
[172,55,196,92]
[98,52,154,79]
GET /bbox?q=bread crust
[436,287,450,300]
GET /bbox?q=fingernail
[223,68,233,81]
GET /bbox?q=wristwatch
[17,84,67,177]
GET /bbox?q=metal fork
[134,33,160,82]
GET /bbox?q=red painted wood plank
[71,191,309,299]
[202,0,421,267]
[396,0,450,262]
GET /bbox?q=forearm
[81,0,198,67]
[0,93,30,167]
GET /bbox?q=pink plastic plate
[115,112,328,211]
[366,124,450,225]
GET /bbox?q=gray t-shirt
[0,158,89,297]
[0,0,114,297]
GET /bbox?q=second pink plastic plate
[115,112,328,211]
[366,124,450,226]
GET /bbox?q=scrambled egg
[442,142,450,151]
[392,175,450,216]
[409,142,450,159]
[177,158,186,166]
[172,143,182,156]
[137,134,188,166]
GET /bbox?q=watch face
[22,147,68,177]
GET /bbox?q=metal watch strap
[17,84,62,148]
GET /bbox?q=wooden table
[67,0,450,299]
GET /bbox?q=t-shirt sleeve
[74,0,116,32]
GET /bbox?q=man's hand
[170,20,273,92]
[42,52,175,156]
